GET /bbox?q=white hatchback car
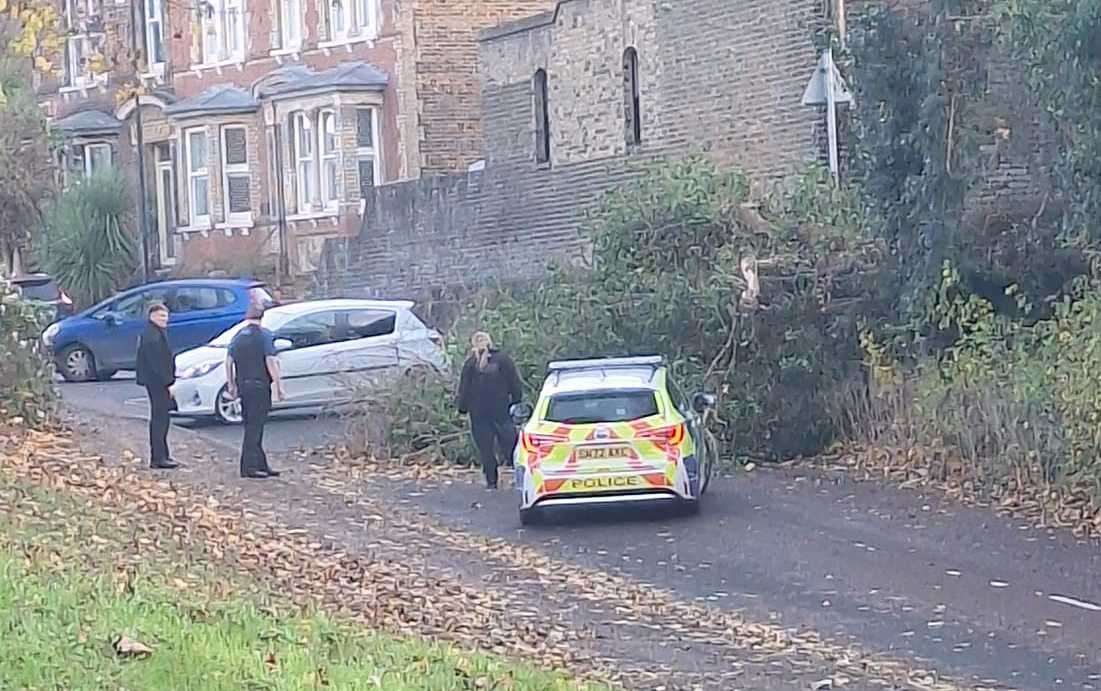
[171,298,446,424]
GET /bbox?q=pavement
[59,377,1101,690]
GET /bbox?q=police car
[509,356,719,525]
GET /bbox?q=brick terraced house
[37,0,557,277]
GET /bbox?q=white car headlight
[177,361,222,380]
[42,323,60,347]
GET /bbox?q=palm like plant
[41,170,137,308]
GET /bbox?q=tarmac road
[61,377,1101,689]
[57,373,346,454]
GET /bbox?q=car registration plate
[576,446,630,461]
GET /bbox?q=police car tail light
[521,432,564,454]
[638,423,685,446]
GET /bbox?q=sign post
[801,49,853,186]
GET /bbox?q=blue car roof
[76,278,265,316]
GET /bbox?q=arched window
[623,47,641,146]
[533,69,550,165]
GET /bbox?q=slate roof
[53,109,121,135]
[262,62,389,98]
[164,85,258,117]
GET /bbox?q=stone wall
[411,0,559,175]
[316,0,830,298]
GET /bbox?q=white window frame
[292,112,315,212]
[278,0,302,50]
[198,0,246,66]
[144,0,166,74]
[352,0,378,37]
[319,109,339,210]
[185,127,211,227]
[324,0,377,44]
[84,142,112,175]
[355,107,381,199]
[221,125,252,226]
[327,0,348,42]
[63,0,102,89]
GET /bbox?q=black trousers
[145,385,173,465]
[239,381,272,476]
[470,413,517,488]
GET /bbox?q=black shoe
[242,470,269,479]
[263,469,281,477]
[486,483,498,491]
[151,460,179,469]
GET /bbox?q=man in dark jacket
[135,303,178,469]
[456,332,523,489]
[225,304,285,479]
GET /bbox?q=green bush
[363,160,887,463]
[847,264,1101,501]
[0,279,57,427]
[39,169,137,308]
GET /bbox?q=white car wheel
[215,386,243,425]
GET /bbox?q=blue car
[41,278,273,382]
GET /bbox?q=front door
[154,144,176,268]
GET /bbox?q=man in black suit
[135,303,178,470]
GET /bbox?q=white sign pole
[825,48,840,185]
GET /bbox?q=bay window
[185,128,210,224]
[221,125,252,224]
[292,112,315,211]
[356,107,379,199]
[320,110,339,209]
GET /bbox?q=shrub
[0,279,58,428]
[39,170,137,308]
[357,160,887,463]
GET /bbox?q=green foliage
[0,57,57,271]
[0,279,57,427]
[852,270,1101,501]
[995,0,1101,246]
[39,169,137,308]
[847,0,994,319]
[364,160,885,462]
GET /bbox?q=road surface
[59,374,345,453]
[61,378,1101,690]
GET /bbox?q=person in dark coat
[456,331,523,490]
[135,303,178,469]
[225,304,285,479]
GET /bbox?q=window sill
[287,210,339,222]
[318,33,378,51]
[59,80,102,94]
[270,47,302,58]
[190,58,246,73]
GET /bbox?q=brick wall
[410,0,558,175]
[316,0,829,298]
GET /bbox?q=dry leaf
[112,634,153,658]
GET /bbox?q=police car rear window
[546,390,659,424]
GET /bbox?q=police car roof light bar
[546,355,665,373]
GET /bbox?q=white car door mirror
[273,338,293,353]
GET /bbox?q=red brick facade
[38,0,556,285]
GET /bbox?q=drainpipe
[129,0,151,281]
[271,100,290,282]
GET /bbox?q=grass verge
[0,476,601,691]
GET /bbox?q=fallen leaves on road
[0,428,967,691]
[819,444,1101,540]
